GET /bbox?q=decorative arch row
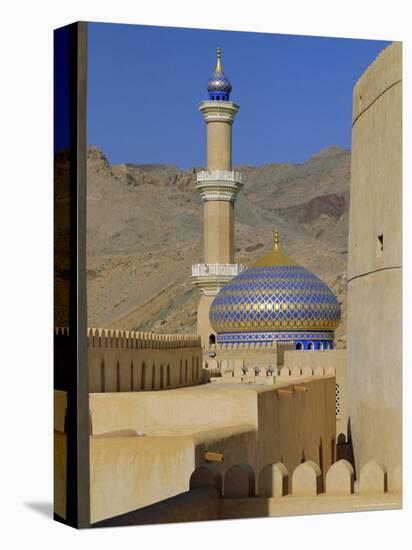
[295,341,332,350]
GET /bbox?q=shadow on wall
[92,460,394,527]
[336,418,356,475]
[92,456,392,527]
[92,487,221,527]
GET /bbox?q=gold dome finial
[273,230,280,251]
[253,229,297,267]
[215,47,222,72]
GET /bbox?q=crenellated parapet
[54,327,203,393]
[54,327,201,350]
[203,340,282,372]
[188,458,398,504]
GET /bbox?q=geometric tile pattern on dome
[207,70,232,93]
[209,265,341,333]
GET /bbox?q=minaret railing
[196,170,242,183]
[192,263,247,277]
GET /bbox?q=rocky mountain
[83,145,350,348]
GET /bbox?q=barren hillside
[83,145,350,347]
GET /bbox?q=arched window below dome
[308,342,315,350]
[317,342,323,349]
[296,342,303,350]
[209,334,216,345]
[326,342,331,350]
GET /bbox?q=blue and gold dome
[207,47,232,101]
[209,232,341,349]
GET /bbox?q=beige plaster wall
[207,121,232,170]
[204,200,234,263]
[255,377,336,486]
[89,385,259,522]
[219,492,401,520]
[347,42,402,491]
[90,435,196,523]
[55,374,336,523]
[86,376,335,519]
[89,385,258,435]
[284,349,347,438]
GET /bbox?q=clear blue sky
[87,22,389,169]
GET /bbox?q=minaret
[192,48,245,346]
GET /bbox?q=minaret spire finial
[273,230,280,251]
[216,47,222,72]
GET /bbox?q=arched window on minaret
[209,334,216,345]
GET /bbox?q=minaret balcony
[199,100,240,123]
[191,263,247,295]
[195,170,243,202]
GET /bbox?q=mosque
[192,49,341,355]
[54,41,402,527]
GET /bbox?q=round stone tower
[192,48,245,346]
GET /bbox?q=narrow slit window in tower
[377,234,384,257]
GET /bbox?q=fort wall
[347,42,402,491]
[55,375,337,522]
[93,456,400,526]
[55,327,203,393]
